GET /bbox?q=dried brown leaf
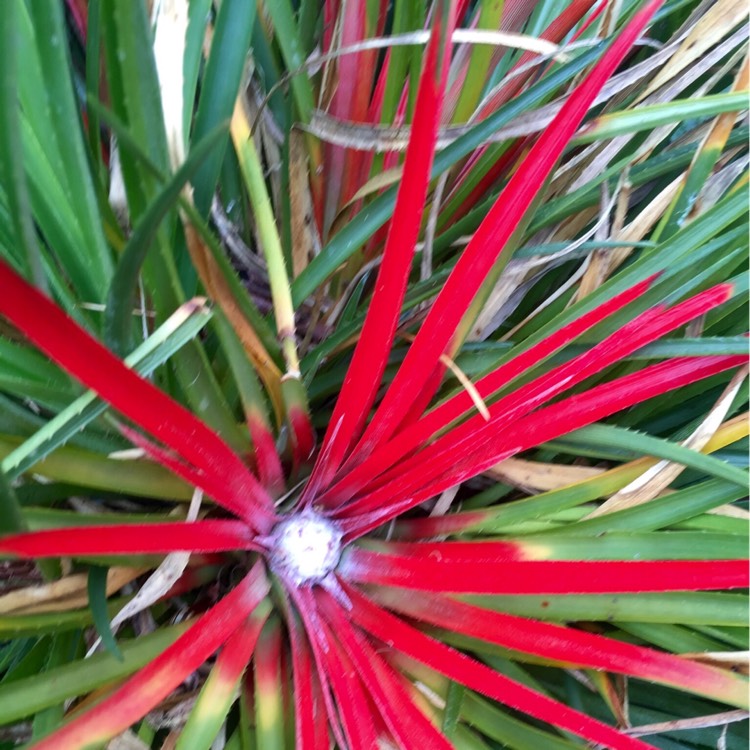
[636,0,749,103]
[487,457,604,491]
[182,219,284,419]
[289,130,319,277]
[0,566,143,615]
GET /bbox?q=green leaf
[560,479,748,536]
[84,0,105,181]
[30,631,79,741]
[0,624,187,724]
[574,92,750,144]
[2,297,212,479]
[442,680,465,737]
[462,691,581,750]
[183,0,213,142]
[515,531,746,560]
[190,0,256,214]
[549,423,748,488]
[0,436,192,500]
[0,596,133,638]
[292,43,604,304]
[0,465,25,535]
[630,335,750,358]
[104,122,228,354]
[468,590,748,627]
[101,0,169,216]
[452,1,505,124]
[88,100,262,444]
[262,0,315,124]
[616,622,729,653]
[22,0,113,295]
[0,2,45,289]
[87,565,123,661]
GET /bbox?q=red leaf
[342,581,657,750]
[287,585,349,749]
[246,410,285,497]
[390,508,494,540]
[351,0,664,460]
[29,562,270,750]
[287,400,317,471]
[320,275,656,507]
[207,601,270,697]
[316,587,454,750]
[0,259,274,530]
[340,354,744,536]
[368,586,750,707]
[332,283,732,508]
[118,425,263,518]
[253,616,284,728]
[303,1,459,502]
[288,611,329,750]
[0,520,259,558]
[341,544,749,594]
[315,616,380,749]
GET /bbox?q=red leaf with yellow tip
[28,562,270,750]
[340,582,658,750]
[366,586,750,708]
[341,543,748,594]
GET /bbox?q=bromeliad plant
[0,0,748,748]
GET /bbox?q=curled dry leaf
[634,0,749,103]
[106,489,203,637]
[625,709,750,737]
[585,366,748,518]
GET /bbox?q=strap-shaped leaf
[0,258,275,529]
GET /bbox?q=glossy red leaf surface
[315,616,380,750]
[0,258,274,530]
[342,544,749,594]
[330,283,732,507]
[340,354,744,536]
[351,0,664,459]
[342,581,657,750]
[320,275,656,506]
[317,587,454,750]
[0,520,259,558]
[304,1,458,500]
[287,585,349,749]
[288,612,329,750]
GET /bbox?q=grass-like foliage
[0,1,747,749]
